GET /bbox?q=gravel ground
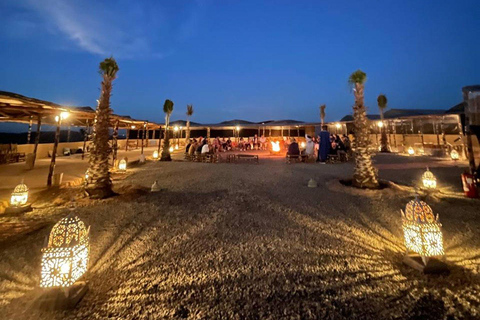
[0,153,479,319]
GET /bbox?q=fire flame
[271,141,280,152]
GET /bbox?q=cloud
[4,0,202,59]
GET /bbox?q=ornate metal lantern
[40,215,90,288]
[10,183,29,207]
[407,147,415,155]
[118,159,127,172]
[152,150,159,159]
[422,168,437,189]
[401,198,444,264]
[450,149,459,160]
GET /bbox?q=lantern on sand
[118,158,127,172]
[401,198,444,268]
[169,146,174,153]
[422,168,437,189]
[153,150,159,159]
[450,149,459,161]
[40,215,90,291]
[10,183,29,207]
[175,144,179,150]
[407,147,415,155]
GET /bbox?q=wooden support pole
[82,120,90,160]
[27,116,33,144]
[462,89,477,175]
[393,121,397,150]
[297,127,300,137]
[47,117,62,187]
[281,126,283,137]
[402,120,406,149]
[141,122,146,155]
[125,128,130,151]
[136,129,140,148]
[112,120,119,167]
[67,125,71,142]
[157,127,162,154]
[32,115,42,168]
[441,116,448,155]
[146,126,149,147]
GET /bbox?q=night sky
[1,0,479,131]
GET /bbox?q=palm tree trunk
[185,119,191,143]
[86,75,114,198]
[353,83,379,188]
[380,110,389,152]
[161,115,171,161]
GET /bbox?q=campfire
[270,141,281,154]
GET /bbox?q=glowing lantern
[401,198,444,264]
[407,147,415,155]
[450,149,459,160]
[335,123,341,129]
[175,144,179,150]
[118,159,127,172]
[377,121,384,128]
[422,168,437,189]
[153,150,159,159]
[169,146,174,153]
[301,142,306,148]
[271,141,280,152]
[40,215,90,288]
[10,183,29,207]
[236,126,240,132]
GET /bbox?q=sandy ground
[0,152,479,319]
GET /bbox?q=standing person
[305,134,315,157]
[260,135,267,150]
[317,125,330,163]
[253,134,259,150]
[287,138,300,156]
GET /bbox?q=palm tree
[185,104,193,143]
[86,57,119,199]
[320,104,326,127]
[377,94,389,152]
[161,99,174,161]
[348,70,379,189]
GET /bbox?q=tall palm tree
[377,94,389,152]
[86,57,119,199]
[348,70,379,189]
[320,104,326,127]
[185,104,193,143]
[161,99,174,161]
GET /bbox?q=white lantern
[335,123,341,129]
[450,149,459,160]
[377,121,384,128]
[422,168,437,189]
[152,150,159,159]
[407,147,415,155]
[10,183,29,207]
[175,144,179,150]
[300,142,306,148]
[118,159,127,172]
[401,198,444,264]
[40,215,90,288]
[169,146,174,153]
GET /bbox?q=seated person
[226,138,232,151]
[201,141,209,154]
[188,140,197,156]
[287,138,300,156]
[196,140,204,153]
[329,141,338,155]
[238,137,245,151]
[260,135,267,150]
[253,134,259,149]
[185,139,192,153]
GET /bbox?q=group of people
[185,134,269,155]
[286,126,351,163]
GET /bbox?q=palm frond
[186,104,193,116]
[99,57,119,78]
[348,69,367,86]
[163,99,174,115]
[377,94,388,110]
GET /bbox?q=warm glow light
[407,147,415,155]
[236,126,240,131]
[450,149,459,160]
[40,215,90,288]
[118,159,127,172]
[401,198,444,258]
[174,126,179,132]
[10,183,28,206]
[271,141,280,152]
[169,146,174,153]
[301,142,306,148]
[175,144,179,150]
[131,125,136,129]
[335,123,341,129]
[377,121,384,128]
[422,168,437,189]
[153,150,159,159]
[60,112,69,120]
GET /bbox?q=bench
[286,154,307,164]
[235,154,259,164]
[0,144,25,164]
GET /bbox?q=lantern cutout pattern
[10,183,29,207]
[422,168,437,189]
[450,149,459,161]
[407,147,415,155]
[40,216,90,288]
[118,159,127,172]
[401,198,444,263]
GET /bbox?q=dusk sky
[1,0,479,128]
